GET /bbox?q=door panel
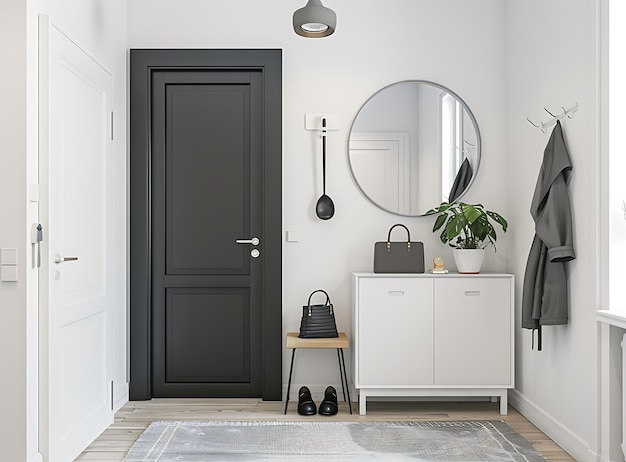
[41,20,113,461]
[151,70,263,397]
[166,83,250,274]
[165,289,252,383]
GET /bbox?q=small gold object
[429,256,448,274]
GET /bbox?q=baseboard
[28,453,43,462]
[509,389,599,462]
[113,389,129,413]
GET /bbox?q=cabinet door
[357,278,433,385]
[434,278,512,385]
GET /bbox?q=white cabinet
[351,273,514,415]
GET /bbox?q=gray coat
[522,121,575,342]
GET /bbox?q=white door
[349,132,411,214]
[39,19,113,462]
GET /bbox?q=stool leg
[336,349,347,402]
[339,348,352,414]
[284,349,296,415]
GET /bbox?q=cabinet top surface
[352,272,514,278]
[597,310,626,330]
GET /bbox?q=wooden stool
[284,332,352,415]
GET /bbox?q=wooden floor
[75,399,575,461]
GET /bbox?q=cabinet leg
[359,392,367,416]
[499,391,508,415]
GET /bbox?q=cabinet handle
[464,290,481,296]
[388,291,405,296]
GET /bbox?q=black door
[130,50,282,400]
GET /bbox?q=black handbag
[374,224,425,273]
[298,289,339,339]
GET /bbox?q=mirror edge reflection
[347,79,482,217]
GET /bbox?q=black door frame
[129,49,282,401]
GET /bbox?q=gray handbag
[374,224,425,273]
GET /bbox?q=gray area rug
[123,420,546,461]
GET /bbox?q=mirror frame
[347,79,482,217]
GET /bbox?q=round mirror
[348,80,481,216]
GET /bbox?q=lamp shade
[293,0,336,38]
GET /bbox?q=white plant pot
[453,248,486,274]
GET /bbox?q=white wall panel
[0,2,28,461]
[505,1,599,460]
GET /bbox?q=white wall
[608,0,626,311]
[128,0,510,397]
[505,1,600,460]
[0,1,28,460]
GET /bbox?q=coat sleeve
[535,174,575,262]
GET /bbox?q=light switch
[1,248,18,282]
[286,231,300,242]
[28,184,40,202]
[1,265,18,282]
[1,248,17,265]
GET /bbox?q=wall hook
[529,103,578,133]
[544,106,566,119]
[564,102,578,118]
[527,116,548,134]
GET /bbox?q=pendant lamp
[293,0,336,38]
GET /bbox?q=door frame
[129,49,282,401]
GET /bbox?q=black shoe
[297,386,317,416]
[318,386,338,416]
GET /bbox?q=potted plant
[425,202,508,273]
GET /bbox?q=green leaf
[432,213,448,232]
[425,202,452,216]
[486,210,508,232]
[461,204,482,224]
[443,214,467,241]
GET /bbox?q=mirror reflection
[348,80,481,216]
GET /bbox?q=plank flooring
[75,399,575,461]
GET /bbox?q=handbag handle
[307,289,331,307]
[386,224,412,253]
[307,289,332,316]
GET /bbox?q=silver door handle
[54,254,79,263]
[235,237,260,246]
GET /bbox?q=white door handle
[235,237,260,246]
[54,254,79,263]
